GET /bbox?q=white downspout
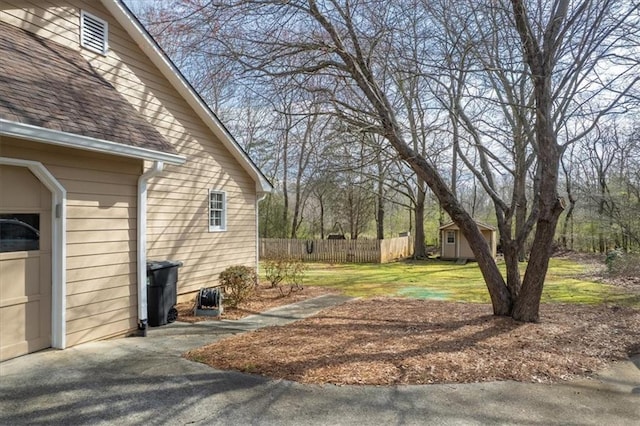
[256,191,268,274]
[137,161,164,335]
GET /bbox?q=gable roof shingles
[0,21,177,156]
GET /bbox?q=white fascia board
[103,0,273,193]
[1,119,185,165]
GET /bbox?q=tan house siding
[0,137,140,347]
[2,0,259,318]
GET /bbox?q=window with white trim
[446,230,456,244]
[208,190,226,232]
[80,10,108,55]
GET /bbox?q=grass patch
[277,258,638,306]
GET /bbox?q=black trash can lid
[147,260,183,270]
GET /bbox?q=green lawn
[284,258,639,306]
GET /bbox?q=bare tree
[560,145,578,250]
[575,123,640,252]
[139,0,639,321]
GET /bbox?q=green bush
[219,265,257,307]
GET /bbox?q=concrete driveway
[1,295,639,425]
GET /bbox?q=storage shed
[439,221,497,261]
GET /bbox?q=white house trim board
[0,157,67,349]
[137,161,164,331]
[0,119,185,166]
[256,192,268,274]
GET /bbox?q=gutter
[137,161,164,335]
[1,119,185,165]
[255,191,269,274]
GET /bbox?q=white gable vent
[80,11,108,55]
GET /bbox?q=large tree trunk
[281,134,289,238]
[560,197,576,250]
[508,0,569,322]
[376,168,385,240]
[512,136,564,321]
[560,154,576,250]
[318,193,325,239]
[503,240,522,300]
[413,179,427,258]
[514,148,528,262]
[513,199,563,321]
[510,57,564,321]
[290,191,302,239]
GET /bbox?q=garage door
[0,165,52,361]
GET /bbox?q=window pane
[210,210,222,226]
[209,191,225,230]
[446,231,455,244]
[0,214,40,253]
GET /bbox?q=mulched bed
[185,298,640,385]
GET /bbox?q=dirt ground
[183,254,640,385]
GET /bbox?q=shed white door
[0,165,52,361]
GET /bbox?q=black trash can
[146,260,183,327]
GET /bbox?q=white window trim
[80,10,109,55]
[208,190,227,232]
[446,230,456,244]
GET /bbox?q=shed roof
[439,221,497,231]
[0,20,183,164]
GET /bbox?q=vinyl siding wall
[1,1,258,298]
[0,138,140,347]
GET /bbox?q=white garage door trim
[0,157,67,349]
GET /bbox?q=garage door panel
[0,299,48,355]
[0,164,52,361]
[0,254,41,299]
[25,300,47,341]
[0,167,42,209]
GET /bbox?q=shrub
[287,259,308,292]
[264,258,287,288]
[219,265,257,307]
[605,249,623,272]
[263,256,307,296]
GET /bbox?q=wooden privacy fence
[259,236,413,264]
